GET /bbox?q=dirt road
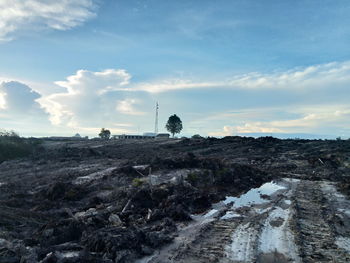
[140,178,350,263]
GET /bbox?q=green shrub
[0,131,42,162]
[132,178,144,187]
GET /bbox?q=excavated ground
[0,136,349,263]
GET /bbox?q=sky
[0,0,350,138]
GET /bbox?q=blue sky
[0,0,350,138]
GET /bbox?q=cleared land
[0,136,349,262]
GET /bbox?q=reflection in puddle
[224,181,286,208]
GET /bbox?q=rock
[75,208,98,218]
[108,214,123,226]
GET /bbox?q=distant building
[156,133,170,139]
[114,134,155,139]
[113,133,170,140]
[143,132,157,137]
[45,136,88,141]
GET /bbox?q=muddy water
[222,180,286,207]
[223,178,301,263]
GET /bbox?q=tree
[99,128,111,139]
[165,114,183,137]
[192,134,203,139]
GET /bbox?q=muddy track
[173,220,239,262]
[140,178,350,263]
[294,181,350,262]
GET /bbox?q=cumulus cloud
[0,0,97,41]
[0,81,53,135]
[0,81,42,113]
[39,69,144,129]
[130,61,350,93]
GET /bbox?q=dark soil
[0,136,349,262]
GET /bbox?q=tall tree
[99,128,111,139]
[166,114,183,137]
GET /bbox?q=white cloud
[235,123,282,133]
[0,81,54,135]
[54,69,131,95]
[130,61,350,93]
[116,99,145,115]
[39,69,137,127]
[131,79,219,93]
[208,106,350,136]
[0,91,6,109]
[112,123,134,128]
[0,81,42,112]
[208,124,282,137]
[0,0,97,41]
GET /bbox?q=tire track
[294,180,350,262]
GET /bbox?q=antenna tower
[154,102,159,134]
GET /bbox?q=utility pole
[154,102,159,134]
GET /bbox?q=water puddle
[220,211,241,220]
[204,209,219,218]
[223,181,286,208]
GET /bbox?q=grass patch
[132,178,144,187]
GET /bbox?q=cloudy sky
[0,0,350,138]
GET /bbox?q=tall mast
[154,102,159,134]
